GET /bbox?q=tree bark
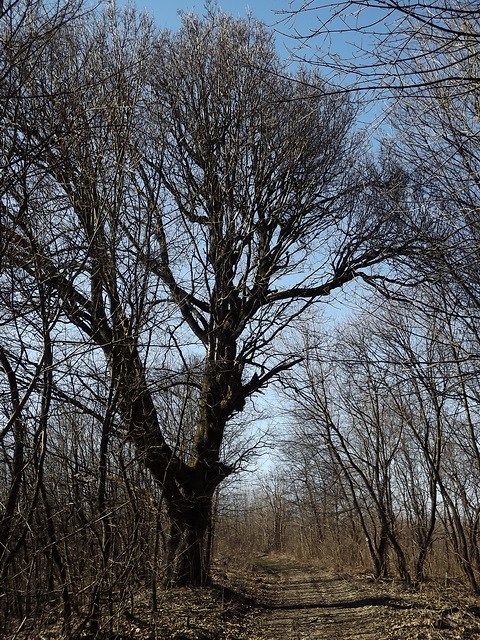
[164,491,213,587]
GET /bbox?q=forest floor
[7,554,480,639]
[221,555,480,640]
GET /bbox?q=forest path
[230,555,479,640]
[240,557,399,639]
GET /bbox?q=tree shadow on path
[252,596,416,611]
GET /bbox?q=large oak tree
[1,3,414,586]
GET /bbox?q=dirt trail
[243,560,396,639]
[235,557,480,640]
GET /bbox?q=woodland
[2,0,480,638]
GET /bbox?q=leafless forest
[2,1,480,638]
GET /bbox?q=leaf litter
[6,555,480,639]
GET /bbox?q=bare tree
[285,324,414,582]
[287,291,480,590]
[281,1,480,98]
[366,296,480,592]
[141,8,416,585]
[1,2,415,590]
[282,299,470,584]
[358,301,447,583]
[256,470,292,553]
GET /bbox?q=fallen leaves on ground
[5,557,480,639]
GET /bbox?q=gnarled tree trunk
[165,491,213,587]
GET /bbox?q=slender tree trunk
[371,525,389,579]
[0,348,25,564]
